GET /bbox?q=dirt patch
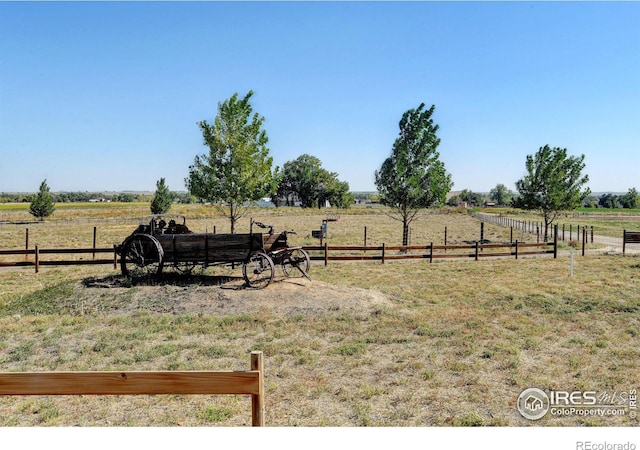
[80,275,392,316]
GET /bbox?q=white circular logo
[517,388,550,420]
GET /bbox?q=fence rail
[470,211,595,242]
[0,351,265,426]
[0,238,558,273]
[470,211,640,255]
[304,240,556,265]
[623,230,640,255]
[0,246,118,272]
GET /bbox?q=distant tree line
[0,190,196,204]
[596,189,640,209]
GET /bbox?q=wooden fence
[471,211,594,244]
[305,239,556,265]
[0,351,265,426]
[0,239,557,273]
[0,246,118,272]
[623,230,640,255]
[0,238,558,273]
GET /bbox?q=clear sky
[1,1,638,194]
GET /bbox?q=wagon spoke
[243,252,274,289]
[281,248,311,280]
[121,234,164,279]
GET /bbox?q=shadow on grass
[82,273,245,289]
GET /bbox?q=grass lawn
[0,205,638,426]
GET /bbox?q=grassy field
[0,204,638,426]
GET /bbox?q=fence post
[510,226,513,243]
[205,234,210,267]
[429,242,433,264]
[570,224,573,241]
[93,226,97,260]
[251,351,265,427]
[444,226,447,252]
[363,226,367,249]
[382,243,385,264]
[554,224,558,259]
[591,226,593,244]
[562,224,565,241]
[25,228,29,261]
[582,228,586,256]
[515,240,518,259]
[324,242,328,267]
[35,245,39,273]
[113,244,118,269]
[474,241,479,261]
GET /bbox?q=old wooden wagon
[117,215,310,288]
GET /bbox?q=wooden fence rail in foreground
[0,351,265,426]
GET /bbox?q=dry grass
[0,205,638,426]
[482,207,640,238]
[0,203,516,251]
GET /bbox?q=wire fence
[469,212,640,255]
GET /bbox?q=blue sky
[1,1,638,194]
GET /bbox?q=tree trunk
[544,222,548,241]
[543,212,551,241]
[229,203,236,234]
[402,220,409,247]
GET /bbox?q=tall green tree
[374,103,453,245]
[620,188,640,209]
[186,91,279,233]
[320,178,353,209]
[275,154,352,208]
[513,145,590,240]
[150,177,172,214]
[489,183,513,206]
[29,179,55,221]
[598,193,620,209]
[459,189,484,207]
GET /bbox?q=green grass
[0,201,150,211]
[196,405,234,423]
[0,203,32,211]
[575,207,640,214]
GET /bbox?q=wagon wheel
[281,248,311,280]
[120,234,164,278]
[242,252,275,289]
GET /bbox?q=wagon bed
[157,232,264,265]
[117,215,278,288]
